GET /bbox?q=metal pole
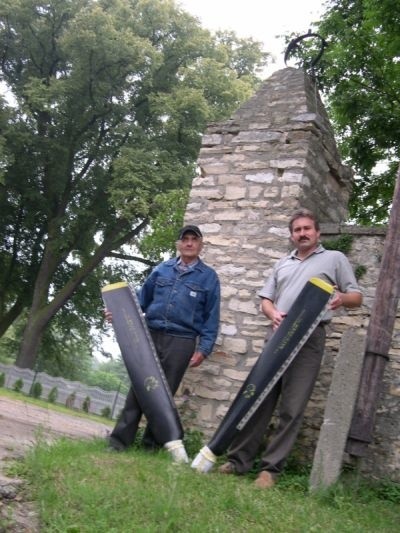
[111,381,121,419]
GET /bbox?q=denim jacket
[139,258,220,356]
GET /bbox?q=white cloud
[178,0,326,75]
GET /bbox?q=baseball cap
[178,225,203,239]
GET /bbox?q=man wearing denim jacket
[108,225,220,451]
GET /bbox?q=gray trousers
[109,330,195,450]
[227,325,326,474]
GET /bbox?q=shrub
[82,396,91,413]
[0,372,5,387]
[183,428,204,458]
[48,386,58,403]
[370,479,400,504]
[355,264,367,280]
[31,381,42,399]
[101,406,111,419]
[66,392,76,409]
[13,378,24,392]
[322,234,353,254]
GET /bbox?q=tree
[87,356,131,394]
[286,0,400,223]
[308,0,400,223]
[0,308,94,380]
[0,0,268,369]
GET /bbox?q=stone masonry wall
[299,227,399,482]
[178,68,400,482]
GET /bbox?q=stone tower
[181,67,354,435]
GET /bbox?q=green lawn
[1,389,399,532]
[11,438,400,533]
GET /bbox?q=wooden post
[346,164,400,456]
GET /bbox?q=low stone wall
[299,227,399,481]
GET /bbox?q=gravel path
[0,396,111,532]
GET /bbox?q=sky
[178,0,326,75]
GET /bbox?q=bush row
[0,374,112,419]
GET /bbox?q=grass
[1,389,399,531]
[10,437,400,533]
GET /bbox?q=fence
[0,362,127,419]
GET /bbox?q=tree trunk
[346,164,400,456]
[15,311,49,368]
[16,219,148,369]
[15,239,61,368]
[0,296,27,338]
